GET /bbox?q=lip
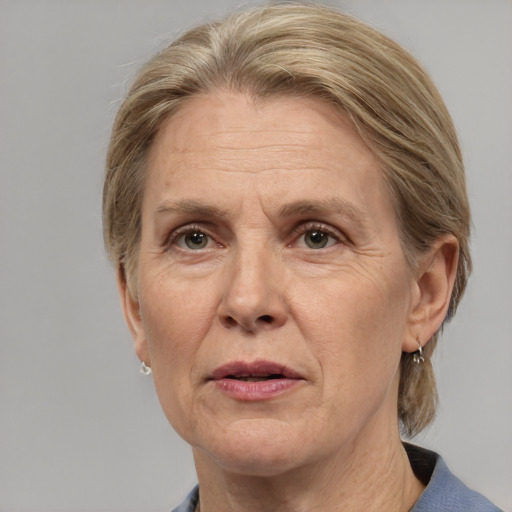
[209,360,305,401]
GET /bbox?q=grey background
[1,0,511,511]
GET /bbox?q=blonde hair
[103,2,471,437]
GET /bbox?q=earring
[140,361,152,375]
[413,340,425,365]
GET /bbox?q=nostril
[259,315,273,324]
[223,316,238,328]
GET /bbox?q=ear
[116,266,151,366]
[403,235,459,353]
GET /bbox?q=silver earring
[140,361,152,375]
[413,341,425,365]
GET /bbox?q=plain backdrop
[1,1,511,511]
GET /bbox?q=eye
[294,226,340,250]
[175,230,213,250]
[303,229,335,249]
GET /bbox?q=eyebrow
[279,198,368,227]
[155,197,368,227]
[155,199,231,218]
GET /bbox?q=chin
[192,417,316,477]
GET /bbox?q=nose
[217,243,287,333]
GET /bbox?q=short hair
[103,2,471,437]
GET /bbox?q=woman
[103,4,502,511]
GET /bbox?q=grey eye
[183,231,209,249]
[304,230,330,249]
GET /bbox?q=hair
[103,2,471,437]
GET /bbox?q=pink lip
[209,360,305,401]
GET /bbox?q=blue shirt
[171,445,502,511]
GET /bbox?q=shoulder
[170,485,199,512]
[406,444,503,512]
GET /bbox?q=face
[125,92,423,476]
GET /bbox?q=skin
[119,92,458,512]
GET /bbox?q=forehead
[143,91,393,222]
[149,92,374,167]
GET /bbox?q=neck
[193,423,424,512]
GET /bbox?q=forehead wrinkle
[206,127,316,135]
[190,124,329,147]
[211,143,322,152]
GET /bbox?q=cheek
[140,279,213,358]
[297,276,409,433]
[292,265,411,379]
[138,275,217,394]
[137,281,210,434]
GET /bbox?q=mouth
[225,374,286,382]
[210,360,302,381]
[209,360,304,401]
